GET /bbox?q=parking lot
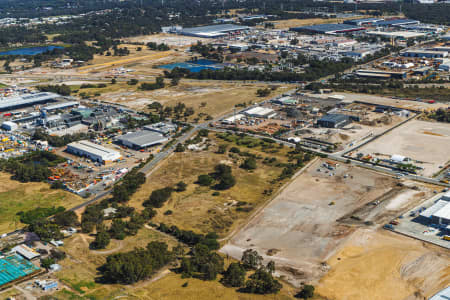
[390,192,450,249]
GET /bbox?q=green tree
[175,181,187,192]
[295,285,315,299]
[241,157,257,170]
[222,262,246,287]
[241,249,263,270]
[92,231,110,249]
[40,257,55,270]
[197,174,214,186]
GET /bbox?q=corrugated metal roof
[117,130,168,147]
[0,92,59,110]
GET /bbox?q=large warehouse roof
[117,130,168,148]
[318,114,349,123]
[375,18,419,27]
[420,200,448,218]
[0,92,59,111]
[180,24,249,38]
[67,140,121,162]
[291,23,366,34]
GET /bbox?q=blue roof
[375,19,419,26]
[291,23,364,33]
[318,114,349,123]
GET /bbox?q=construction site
[221,158,449,299]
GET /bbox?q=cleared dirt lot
[316,229,450,300]
[221,159,399,285]
[356,119,450,177]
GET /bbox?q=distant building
[1,121,18,131]
[291,24,366,35]
[402,49,448,59]
[143,122,177,136]
[317,114,351,128]
[179,24,249,38]
[244,107,277,118]
[12,245,40,260]
[344,18,384,26]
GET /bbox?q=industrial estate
[0,0,447,299]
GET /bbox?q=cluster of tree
[180,243,224,280]
[256,88,271,97]
[121,113,161,129]
[143,187,173,208]
[80,83,107,89]
[41,249,67,270]
[147,42,170,51]
[220,249,282,294]
[197,164,236,190]
[100,241,173,284]
[139,76,165,91]
[426,108,450,123]
[0,151,65,183]
[157,223,220,250]
[111,170,146,203]
[18,206,65,224]
[112,45,130,56]
[24,208,78,241]
[240,157,257,170]
[33,129,96,147]
[37,84,71,96]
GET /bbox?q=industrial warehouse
[116,130,168,150]
[66,140,122,163]
[0,92,60,111]
[290,23,366,34]
[177,24,249,38]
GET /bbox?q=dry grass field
[95,80,293,120]
[129,133,296,236]
[0,172,84,234]
[55,227,179,299]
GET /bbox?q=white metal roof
[0,92,59,110]
[117,130,168,147]
[433,202,450,221]
[420,200,448,218]
[67,140,121,161]
[12,245,40,260]
[244,106,275,116]
[429,286,450,300]
[43,101,79,111]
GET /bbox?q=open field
[55,228,307,300]
[316,229,450,300]
[221,159,412,285]
[55,227,179,299]
[0,172,84,234]
[356,119,450,177]
[129,133,296,236]
[99,80,293,119]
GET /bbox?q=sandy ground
[356,119,450,177]
[316,229,450,300]
[221,159,399,285]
